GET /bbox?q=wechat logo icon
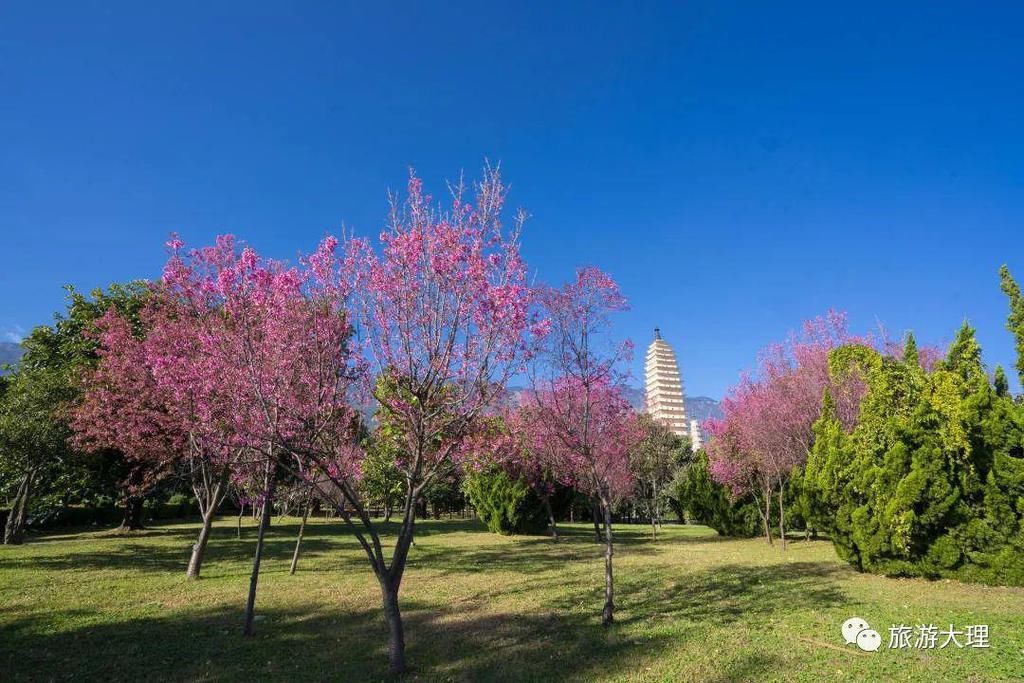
[842,616,882,652]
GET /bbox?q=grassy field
[2,517,1023,682]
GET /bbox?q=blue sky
[2,2,1023,398]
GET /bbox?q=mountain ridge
[505,385,722,425]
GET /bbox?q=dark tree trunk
[384,501,392,523]
[601,501,615,626]
[777,483,787,551]
[591,500,603,542]
[543,495,558,541]
[3,471,34,545]
[120,495,145,531]
[649,480,658,540]
[380,576,406,673]
[289,492,312,576]
[243,469,276,636]
[755,489,773,545]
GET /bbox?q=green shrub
[798,324,1024,587]
[464,466,548,535]
[672,450,763,538]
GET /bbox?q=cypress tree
[903,332,919,367]
[994,365,1010,398]
[999,265,1024,386]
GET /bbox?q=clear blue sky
[3,2,1023,398]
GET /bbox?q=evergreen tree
[463,465,547,535]
[798,388,851,548]
[999,265,1024,386]
[672,449,763,537]
[994,365,1010,398]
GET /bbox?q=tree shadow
[0,523,356,578]
[610,561,852,627]
[0,522,840,681]
[0,601,702,682]
[0,596,795,682]
[0,520,740,583]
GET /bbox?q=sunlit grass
[2,517,1022,681]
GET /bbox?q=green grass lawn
[2,517,1022,682]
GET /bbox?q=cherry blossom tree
[105,165,535,671]
[72,310,185,531]
[525,266,641,626]
[158,232,363,634]
[157,167,539,671]
[73,292,247,578]
[706,311,865,548]
[320,167,542,672]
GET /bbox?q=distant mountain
[505,384,722,426]
[0,342,22,374]
[685,395,724,424]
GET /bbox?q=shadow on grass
[0,600,681,682]
[612,561,851,627]
[2,519,713,579]
[0,532,348,578]
[0,522,847,682]
[0,562,840,681]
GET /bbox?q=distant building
[689,419,703,452]
[644,328,688,439]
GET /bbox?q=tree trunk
[120,495,145,531]
[601,501,615,627]
[777,483,787,551]
[380,576,406,673]
[243,469,275,636]
[3,471,33,545]
[754,490,773,545]
[650,480,658,540]
[654,480,662,531]
[187,506,217,580]
[384,501,392,524]
[591,500,603,542]
[543,495,558,541]
[289,493,311,576]
[237,504,244,539]
[187,465,229,580]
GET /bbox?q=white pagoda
[644,328,688,438]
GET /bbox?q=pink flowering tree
[71,309,186,531]
[138,291,250,580]
[158,233,363,634]
[524,267,641,626]
[706,311,866,548]
[242,167,539,673]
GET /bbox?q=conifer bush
[463,465,549,535]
